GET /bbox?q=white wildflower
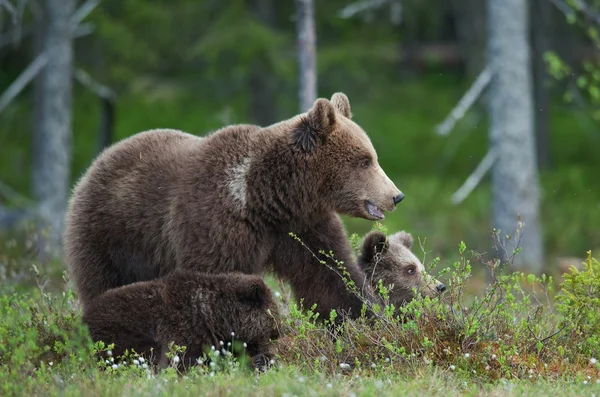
[219,341,224,346]
[231,332,235,337]
[111,364,118,370]
[49,362,53,366]
[275,291,281,298]
[491,354,496,360]
[591,357,598,365]
[142,363,148,369]
[210,372,215,377]
[583,380,588,385]
[326,384,332,389]
[243,343,247,348]
[485,365,490,371]
[172,355,180,364]
[107,350,113,357]
[464,353,470,358]
[139,357,145,363]
[269,359,275,365]
[339,363,351,369]
[449,365,455,371]
[133,359,140,366]
[371,363,376,369]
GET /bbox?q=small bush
[556,251,600,356]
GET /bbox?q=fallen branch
[436,66,493,136]
[451,149,498,205]
[0,52,47,114]
[338,0,389,19]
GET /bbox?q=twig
[550,0,600,27]
[338,0,390,19]
[436,66,493,136]
[70,0,100,26]
[451,149,498,205]
[74,68,115,100]
[0,52,48,114]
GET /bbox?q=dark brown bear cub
[82,271,281,371]
[358,230,446,306]
[65,92,404,320]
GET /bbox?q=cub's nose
[393,192,405,205]
[436,283,446,293]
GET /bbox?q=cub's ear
[292,98,336,153]
[330,92,352,119]
[237,277,269,308]
[390,231,413,249]
[360,231,388,263]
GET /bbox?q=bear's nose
[436,283,446,293]
[393,192,405,205]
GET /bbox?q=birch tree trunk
[487,0,543,273]
[32,0,74,259]
[296,0,317,112]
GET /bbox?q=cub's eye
[359,158,370,169]
[407,268,416,275]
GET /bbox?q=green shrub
[556,251,600,356]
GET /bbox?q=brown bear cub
[65,93,404,319]
[358,230,446,307]
[82,270,281,371]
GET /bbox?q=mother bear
[64,93,404,319]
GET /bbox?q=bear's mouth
[365,201,385,220]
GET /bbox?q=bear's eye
[359,158,371,169]
[407,267,416,275]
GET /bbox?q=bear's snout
[393,192,405,206]
[436,283,446,293]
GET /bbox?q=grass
[1,230,599,396]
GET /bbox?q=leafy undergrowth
[0,240,599,396]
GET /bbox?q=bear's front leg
[272,214,376,320]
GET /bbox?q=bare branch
[548,0,577,19]
[0,52,48,114]
[0,0,18,22]
[0,179,35,206]
[338,0,389,19]
[436,66,493,136]
[451,149,498,205]
[70,0,99,26]
[550,0,600,27]
[74,68,115,100]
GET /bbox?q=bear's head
[223,274,282,343]
[358,230,446,306]
[292,93,404,221]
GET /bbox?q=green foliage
[556,251,600,355]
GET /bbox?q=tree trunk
[296,0,317,112]
[531,0,551,170]
[32,0,74,259]
[487,0,544,273]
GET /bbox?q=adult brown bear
[64,93,404,318]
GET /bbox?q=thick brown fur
[82,271,280,370]
[65,93,403,319]
[358,230,445,306]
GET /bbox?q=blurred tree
[487,0,544,272]
[450,0,486,77]
[296,0,316,112]
[32,0,75,259]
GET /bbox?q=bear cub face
[358,230,446,306]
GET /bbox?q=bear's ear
[292,98,336,153]
[237,277,269,308]
[330,92,352,119]
[390,231,413,249]
[360,231,388,262]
